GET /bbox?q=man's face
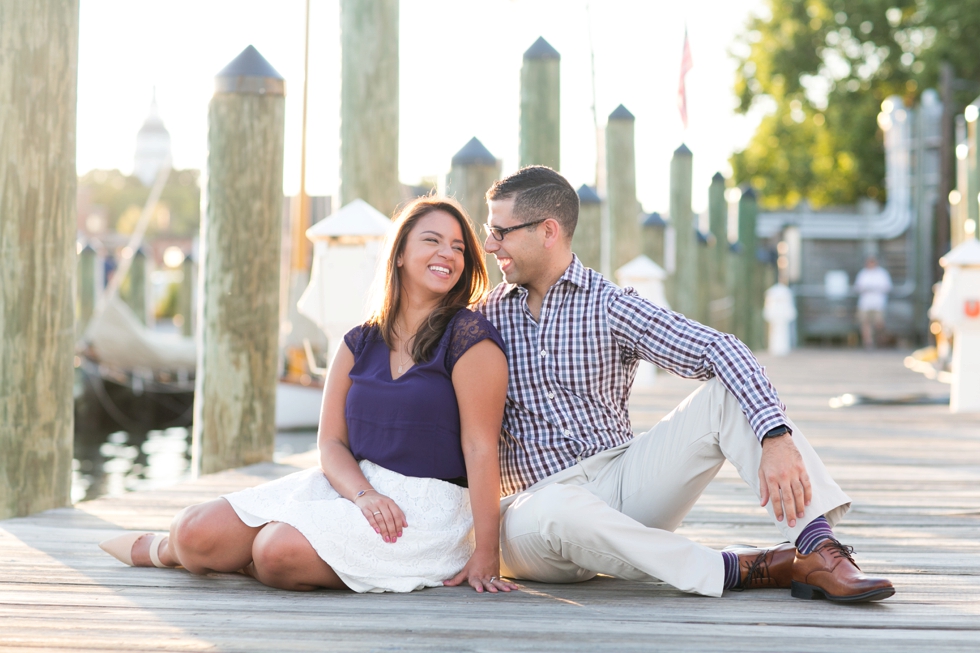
[484,197,543,286]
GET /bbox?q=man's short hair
[486,166,579,239]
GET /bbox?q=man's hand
[758,434,812,528]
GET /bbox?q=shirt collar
[502,254,591,298]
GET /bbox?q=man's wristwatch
[762,425,792,441]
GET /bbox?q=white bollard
[763,283,797,356]
[930,239,980,413]
[616,255,669,387]
[298,199,392,365]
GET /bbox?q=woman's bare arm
[317,344,407,542]
[443,339,516,592]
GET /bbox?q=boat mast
[292,0,312,273]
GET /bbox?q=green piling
[734,188,762,349]
[968,98,980,241]
[669,144,697,319]
[641,212,666,269]
[78,245,98,335]
[573,184,602,271]
[125,248,148,324]
[607,105,639,272]
[179,253,194,338]
[708,173,731,332]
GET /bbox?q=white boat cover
[87,298,196,372]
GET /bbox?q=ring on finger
[488,576,497,583]
[373,511,382,515]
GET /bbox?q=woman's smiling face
[396,210,466,300]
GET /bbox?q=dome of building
[133,90,172,186]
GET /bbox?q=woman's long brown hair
[367,196,490,363]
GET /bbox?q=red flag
[678,28,694,129]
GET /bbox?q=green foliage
[78,168,201,236]
[731,0,980,209]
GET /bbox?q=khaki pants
[498,378,851,597]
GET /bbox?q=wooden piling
[520,37,560,170]
[968,99,980,240]
[77,245,98,335]
[708,172,731,332]
[952,115,968,248]
[340,0,400,216]
[194,46,285,475]
[734,188,763,349]
[607,105,639,272]
[179,254,194,338]
[447,137,501,284]
[124,248,148,324]
[573,184,602,271]
[669,144,697,319]
[641,212,666,269]
[0,0,79,519]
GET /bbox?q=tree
[731,0,980,209]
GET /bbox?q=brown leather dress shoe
[727,542,796,590]
[791,539,895,602]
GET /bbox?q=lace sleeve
[446,310,506,372]
[343,324,372,359]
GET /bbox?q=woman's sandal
[99,532,171,568]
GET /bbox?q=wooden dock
[2,350,978,652]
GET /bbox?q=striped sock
[796,516,835,554]
[721,550,741,590]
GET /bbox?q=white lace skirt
[222,461,475,593]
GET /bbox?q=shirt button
[540,349,548,357]
[564,429,572,436]
[547,392,555,399]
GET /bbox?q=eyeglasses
[483,219,547,241]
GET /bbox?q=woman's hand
[353,491,407,543]
[443,549,518,593]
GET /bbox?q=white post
[763,283,797,356]
[616,255,668,387]
[931,240,980,413]
[298,199,392,365]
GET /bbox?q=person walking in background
[854,256,892,349]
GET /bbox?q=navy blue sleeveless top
[343,309,505,481]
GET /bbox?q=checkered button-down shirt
[480,255,789,497]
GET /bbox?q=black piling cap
[696,230,709,245]
[729,242,743,254]
[643,211,666,228]
[81,244,96,255]
[217,45,283,79]
[524,37,561,60]
[674,143,692,157]
[577,184,601,204]
[215,45,285,95]
[740,186,757,201]
[712,172,725,183]
[452,137,497,166]
[609,104,635,121]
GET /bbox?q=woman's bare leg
[249,522,348,591]
[134,498,261,573]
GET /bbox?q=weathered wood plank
[1,350,978,651]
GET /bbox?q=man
[478,166,894,602]
[854,256,892,349]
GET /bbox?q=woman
[99,196,516,594]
